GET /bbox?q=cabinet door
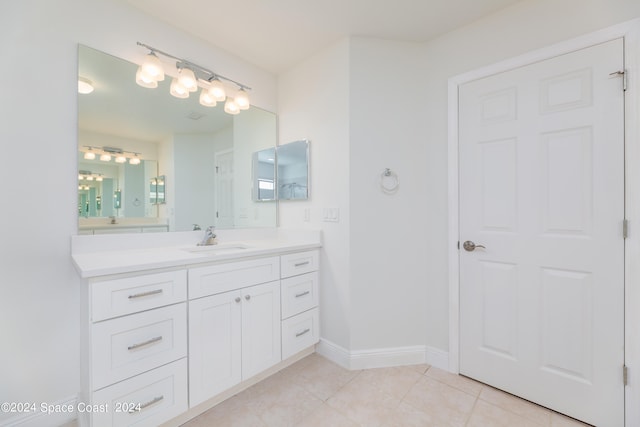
[241,281,282,379]
[188,291,242,407]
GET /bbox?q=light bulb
[129,156,141,165]
[78,174,84,180]
[235,88,250,110]
[177,67,198,92]
[136,66,158,88]
[140,52,164,81]
[115,155,127,164]
[84,151,96,160]
[78,77,94,94]
[170,77,189,98]
[100,154,111,162]
[86,175,94,181]
[224,98,240,115]
[199,88,217,107]
[96,176,103,182]
[208,78,226,101]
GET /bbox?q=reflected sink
[183,243,251,254]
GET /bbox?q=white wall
[348,38,431,350]
[0,0,276,423]
[278,39,352,350]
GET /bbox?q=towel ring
[380,168,399,194]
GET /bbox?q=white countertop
[71,229,322,278]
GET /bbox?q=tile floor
[181,353,590,427]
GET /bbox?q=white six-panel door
[459,39,625,426]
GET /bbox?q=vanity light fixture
[100,154,112,162]
[135,42,251,112]
[129,155,141,165]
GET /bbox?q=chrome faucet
[198,226,217,246]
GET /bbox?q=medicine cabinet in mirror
[277,140,310,200]
[77,45,277,234]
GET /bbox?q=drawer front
[91,270,187,321]
[281,307,320,360]
[92,303,187,390]
[91,358,188,427]
[280,250,319,278]
[281,272,319,320]
[188,257,280,299]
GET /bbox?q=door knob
[463,241,486,252]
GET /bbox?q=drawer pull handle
[129,395,164,413]
[127,336,163,351]
[294,261,310,267]
[128,289,163,299]
[295,291,310,298]
[295,328,311,337]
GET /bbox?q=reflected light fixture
[135,42,251,113]
[170,77,189,98]
[78,77,94,94]
[136,67,158,88]
[224,98,240,115]
[81,146,143,165]
[199,88,217,107]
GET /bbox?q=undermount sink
[183,243,251,253]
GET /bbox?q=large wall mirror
[77,45,277,233]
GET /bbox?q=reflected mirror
[77,45,277,233]
[276,140,310,200]
[252,148,276,201]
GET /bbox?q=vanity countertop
[71,229,322,278]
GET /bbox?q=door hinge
[623,219,629,239]
[623,365,628,386]
[609,70,627,91]
[215,166,219,173]
[216,211,219,218]
[457,241,460,250]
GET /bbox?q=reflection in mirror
[252,148,276,201]
[277,140,310,200]
[77,45,277,234]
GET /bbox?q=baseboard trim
[316,338,449,371]
[0,395,77,427]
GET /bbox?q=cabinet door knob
[245,295,251,301]
[235,297,241,303]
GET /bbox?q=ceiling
[121,0,524,74]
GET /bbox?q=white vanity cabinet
[74,237,321,427]
[280,250,320,359]
[187,258,282,407]
[80,270,189,427]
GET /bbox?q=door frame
[447,18,640,426]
